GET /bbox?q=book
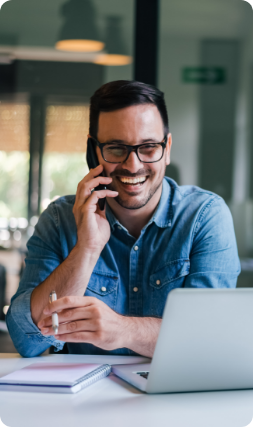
[0,362,111,394]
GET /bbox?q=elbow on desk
[6,309,50,358]
[18,346,47,358]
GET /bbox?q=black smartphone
[86,138,106,210]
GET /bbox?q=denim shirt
[6,178,240,357]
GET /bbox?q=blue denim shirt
[6,178,240,357]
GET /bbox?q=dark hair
[89,80,169,138]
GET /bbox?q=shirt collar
[151,177,172,228]
[106,177,173,231]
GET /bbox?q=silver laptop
[112,288,253,393]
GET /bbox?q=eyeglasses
[90,136,167,164]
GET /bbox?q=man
[7,80,240,358]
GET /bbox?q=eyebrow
[104,138,161,144]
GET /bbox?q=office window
[41,104,90,211]
[0,102,30,220]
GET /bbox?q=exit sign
[182,67,226,84]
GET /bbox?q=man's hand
[38,296,162,357]
[73,164,118,255]
[39,296,127,350]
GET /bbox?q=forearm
[31,244,99,326]
[122,316,162,358]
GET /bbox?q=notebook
[0,362,111,394]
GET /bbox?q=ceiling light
[55,0,104,53]
[94,16,132,66]
[56,40,104,52]
[94,54,132,66]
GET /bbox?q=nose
[123,150,143,172]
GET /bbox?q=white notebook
[0,362,111,394]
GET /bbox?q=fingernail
[41,328,49,333]
[43,308,50,314]
[38,321,44,327]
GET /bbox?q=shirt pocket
[149,259,190,317]
[85,272,118,310]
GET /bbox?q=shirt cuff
[12,289,64,351]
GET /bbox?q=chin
[114,194,153,210]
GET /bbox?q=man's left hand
[38,296,128,350]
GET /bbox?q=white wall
[232,19,253,203]
[158,36,200,186]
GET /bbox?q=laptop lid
[146,288,253,393]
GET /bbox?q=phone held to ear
[86,138,106,211]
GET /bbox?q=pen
[49,291,59,335]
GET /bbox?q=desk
[0,353,253,427]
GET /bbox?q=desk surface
[0,353,252,427]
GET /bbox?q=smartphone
[86,138,106,210]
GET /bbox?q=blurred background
[0,0,252,351]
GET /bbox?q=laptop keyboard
[136,371,149,379]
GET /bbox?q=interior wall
[199,40,240,201]
[158,36,200,186]
[232,33,253,204]
[158,29,253,258]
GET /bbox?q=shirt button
[134,246,139,251]
[101,287,107,292]
[117,225,122,230]
[133,287,138,292]
[156,280,161,285]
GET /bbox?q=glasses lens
[138,144,163,162]
[103,145,128,162]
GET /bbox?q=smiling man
[7,80,240,358]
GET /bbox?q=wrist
[72,243,100,266]
[118,315,137,349]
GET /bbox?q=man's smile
[118,176,147,185]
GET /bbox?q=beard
[106,165,166,210]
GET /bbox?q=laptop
[112,288,253,393]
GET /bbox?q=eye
[139,144,159,153]
[105,145,126,156]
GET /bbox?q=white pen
[49,291,59,334]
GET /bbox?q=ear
[165,133,172,166]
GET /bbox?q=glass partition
[0,101,30,327]
[0,101,30,250]
[41,104,90,210]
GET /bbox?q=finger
[76,165,108,192]
[43,296,96,316]
[75,176,113,207]
[75,165,103,199]
[41,318,97,336]
[83,190,118,214]
[80,165,103,184]
[39,307,94,328]
[54,331,97,343]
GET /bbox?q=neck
[106,185,163,239]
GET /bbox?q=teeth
[119,177,147,184]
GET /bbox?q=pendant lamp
[94,16,132,65]
[55,0,104,52]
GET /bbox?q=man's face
[96,104,172,210]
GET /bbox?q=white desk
[0,353,253,427]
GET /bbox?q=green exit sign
[182,67,226,84]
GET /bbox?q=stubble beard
[107,172,165,210]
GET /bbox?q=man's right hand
[73,164,118,256]
[31,164,118,326]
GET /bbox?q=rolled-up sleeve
[6,203,65,357]
[184,196,241,289]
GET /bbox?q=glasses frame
[90,136,168,164]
